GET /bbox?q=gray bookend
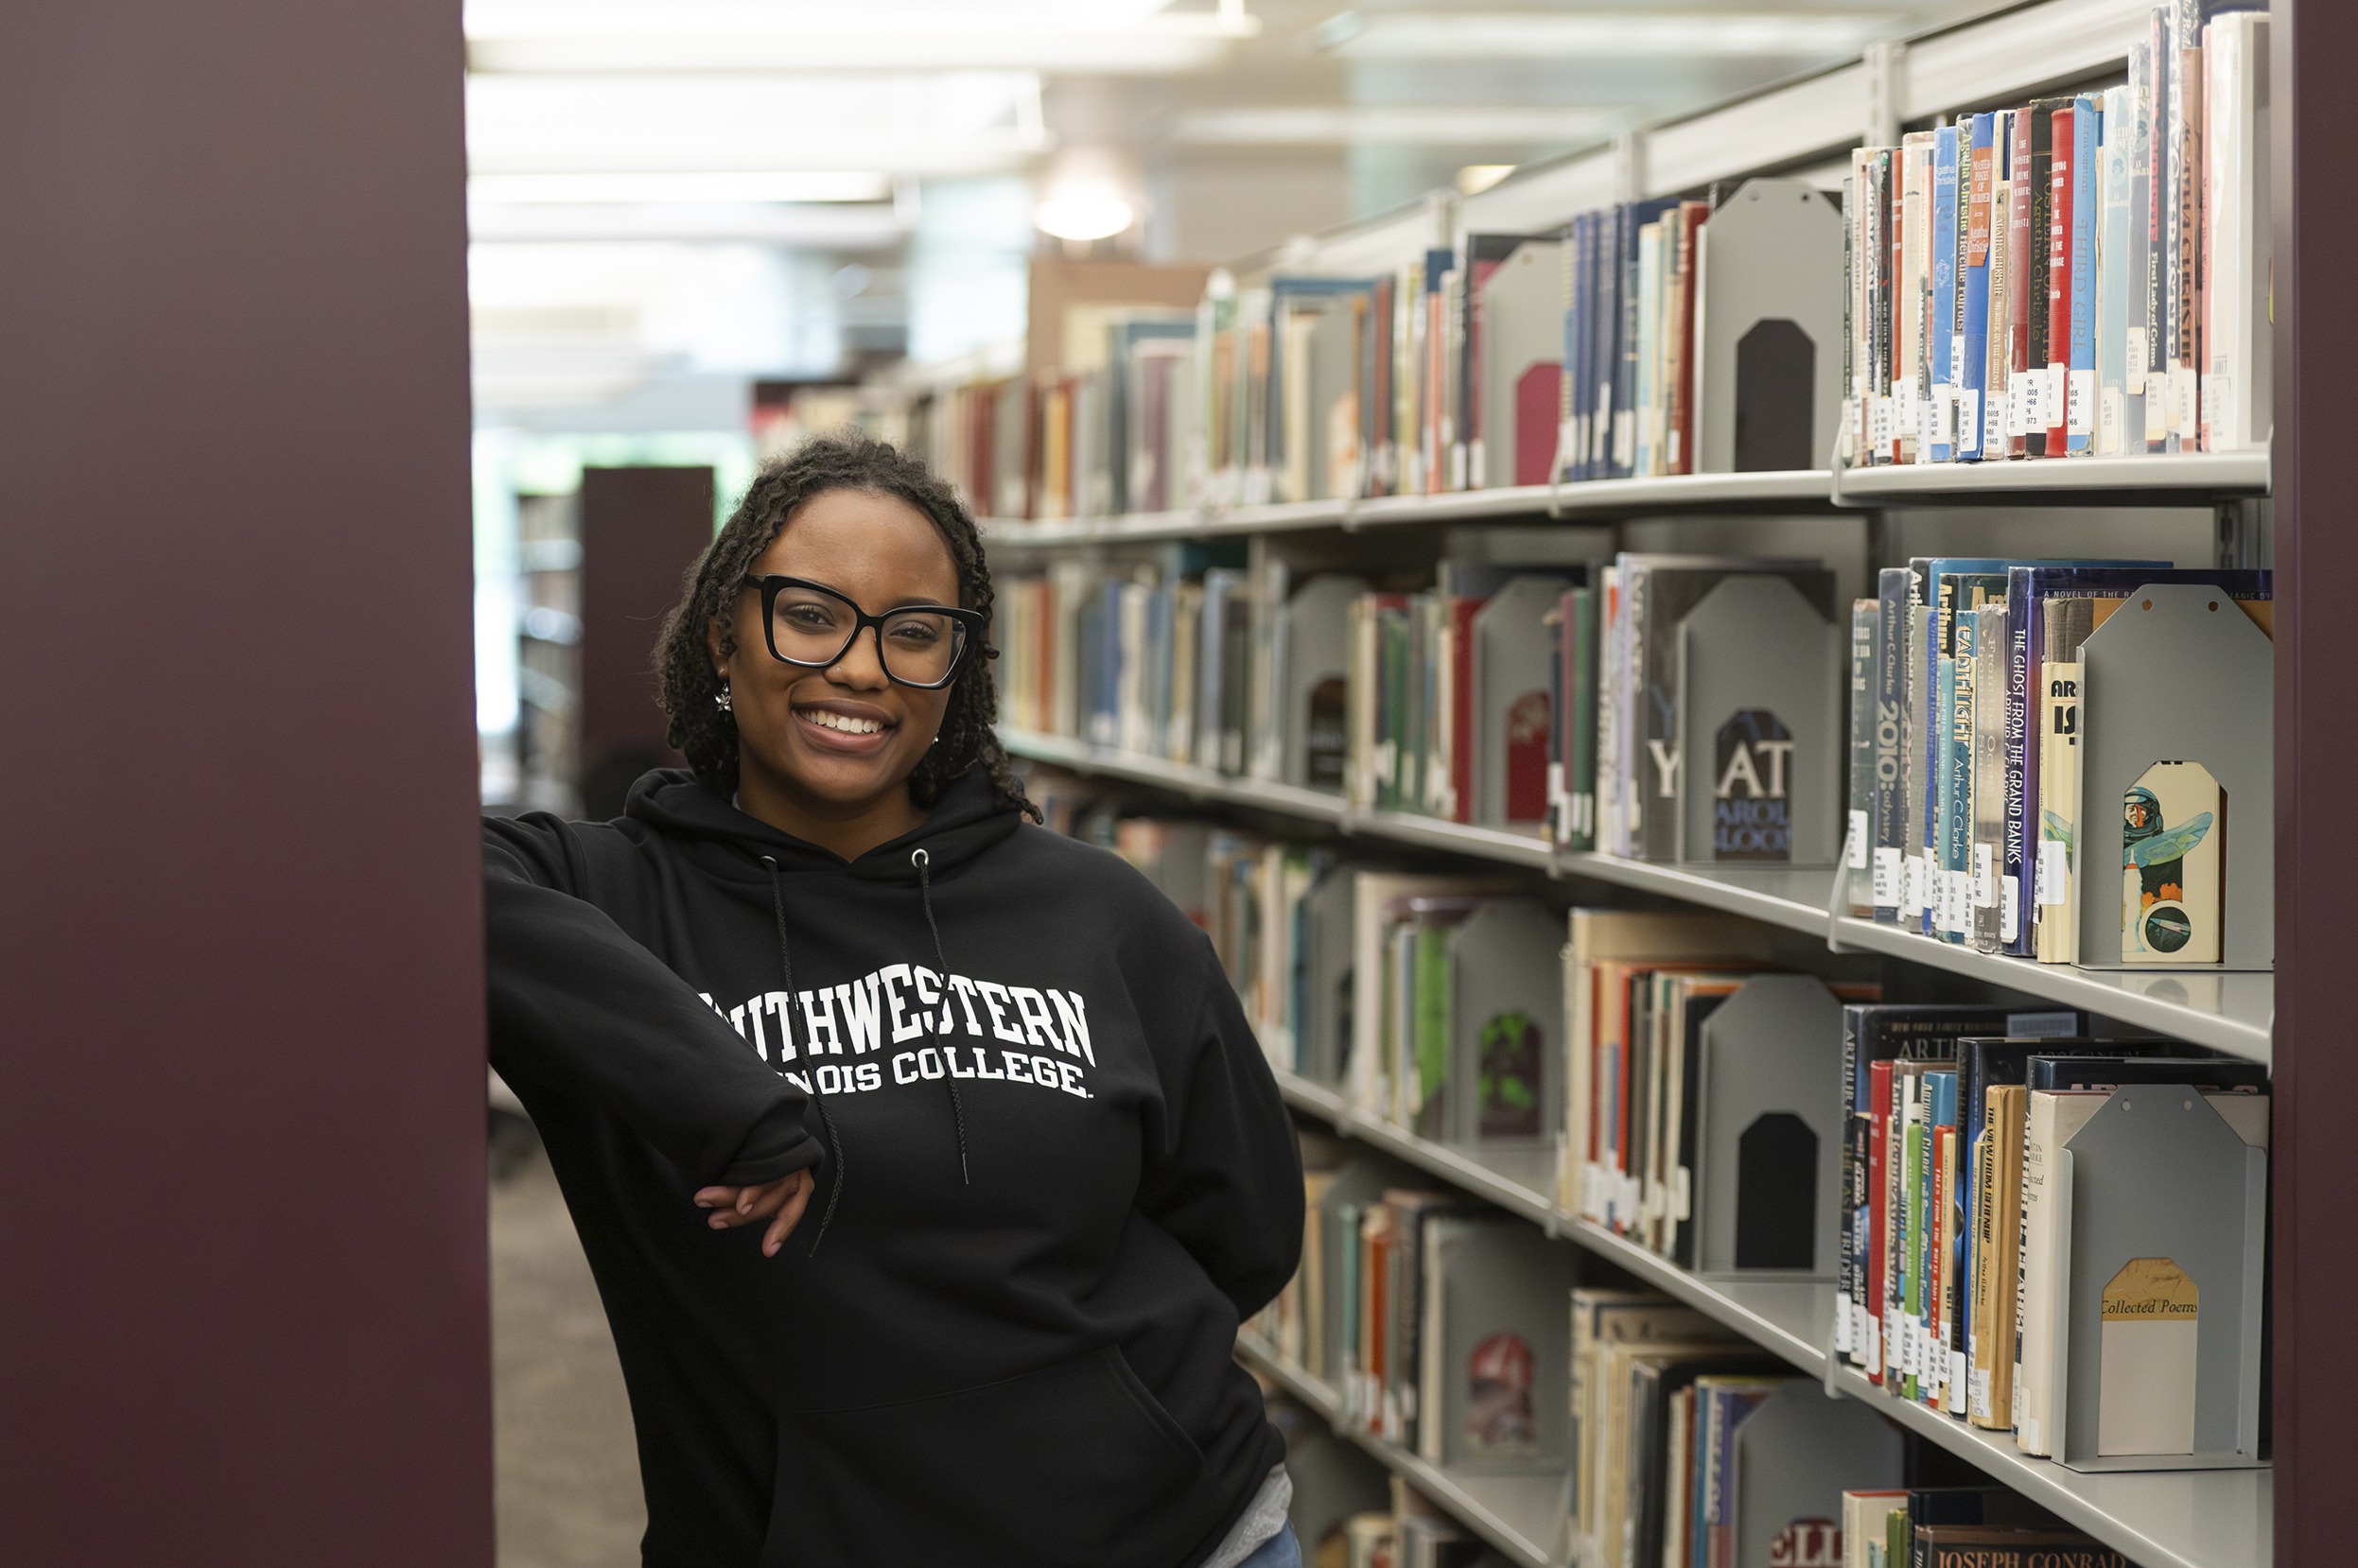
[2052,1086,2270,1472]
[1693,179,1845,474]
[1478,239,1567,489]
[1301,862,1358,1086]
[1693,974,1843,1277]
[1281,574,1367,792]
[1676,574,1843,869]
[2071,583,2273,970]
[1730,1381,1905,1568]
[1476,575,1575,828]
[1445,898,1564,1145]
[1433,1219,1581,1472]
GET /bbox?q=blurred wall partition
[580,465,716,820]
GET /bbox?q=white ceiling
[467,0,1983,427]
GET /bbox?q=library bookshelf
[976,0,2305,1561]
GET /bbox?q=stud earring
[715,686,733,714]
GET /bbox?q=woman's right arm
[484,814,820,1190]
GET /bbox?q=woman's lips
[793,706,896,754]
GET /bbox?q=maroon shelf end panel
[0,4,490,1565]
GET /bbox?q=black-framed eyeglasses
[740,574,984,690]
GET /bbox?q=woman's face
[714,487,963,815]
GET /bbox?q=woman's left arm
[1134,945,1305,1319]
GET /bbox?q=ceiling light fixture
[1033,184,1136,242]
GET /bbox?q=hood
[623,763,1023,882]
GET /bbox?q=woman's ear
[706,615,728,680]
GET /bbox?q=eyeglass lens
[770,584,967,686]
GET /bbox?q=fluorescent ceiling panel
[1170,104,1631,147]
[470,171,893,204]
[465,0,1255,74]
[1316,10,1903,61]
[465,72,1044,174]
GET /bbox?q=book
[1913,1528,2134,1568]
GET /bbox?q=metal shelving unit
[1833,450,2270,506]
[983,470,1844,552]
[1267,1068,2271,1568]
[1004,730,2274,1062]
[987,2,2285,1556]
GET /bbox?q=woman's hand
[692,1167,815,1258]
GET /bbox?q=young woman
[484,434,1305,1568]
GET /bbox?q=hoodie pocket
[763,1346,1231,1568]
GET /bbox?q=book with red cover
[2004,108,2036,459]
[2044,103,2074,457]
[1865,1058,1894,1383]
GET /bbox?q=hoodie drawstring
[761,854,843,1255]
[912,847,973,1187]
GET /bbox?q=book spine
[1837,1009,1860,1356]
[1944,614,1975,944]
[2003,572,2034,955]
[1905,602,1933,932]
[1847,600,1878,915]
[1903,1082,1926,1399]
[2035,653,2084,965]
[2042,105,2071,458]
[2015,1094,2057,1452]
[1866,1058,1894,1379]
[2098,85,2133,457]
[1930,126,1959,462]
[1920,589,1945,936]
[1883,1070,1907,1389]
[2009,111,2027,460]
[1972,601,2008,953]
[2145,15,2173,451]
[1873,568,1911,920]
[1960,114,1993,461]
[2172,42,2206,451]
[1983,113,2013,459]
[2068,96,2099,455]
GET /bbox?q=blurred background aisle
[492,1128,644,1568]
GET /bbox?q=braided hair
[654,432,1038,822]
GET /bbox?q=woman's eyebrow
[884,594,957,609]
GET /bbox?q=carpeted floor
[493,1142,646,1568]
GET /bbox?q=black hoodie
[483,764,1302,1568]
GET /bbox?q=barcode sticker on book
[2001,876,2019,943]
[1974,844,1996,906]
[1848,810,1870,868]
[1959,390,1982,455]
[1874,847,1902,908]
[2068,368,2096,434]
[2035,840,2070,905]
[1947,870,1975,933]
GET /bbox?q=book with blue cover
[1959,112,1997,462]
[2097,86,2133,455]
[2068,95,2100,455]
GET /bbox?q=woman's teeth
[805,710,884,735]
